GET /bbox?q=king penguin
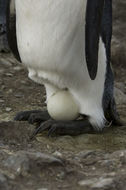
[5,0,122,136]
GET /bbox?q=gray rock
[3,153,30,176]
[112,0,126,68]
[114,87,126,105]
[3,151,63,176]
[91,178,114,189]
[5,107,12,112]
[0,58,12,67]
[0,173,8,190]
[0,173,6,183]
[115,82,125,93]
[78,177,114,189]
[78,178,97,186]
[13,66,22,71]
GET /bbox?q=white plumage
[15,0,107,130]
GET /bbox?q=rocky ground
[0,49,125,190]
[0,1,126,190]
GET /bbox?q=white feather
[15,0,107,130]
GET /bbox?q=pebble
[13,66,22,71]
[5,107,12,112]
[78,179,97,186]
[0,58,12,67]
[0,99,4,103]
[53,151,62,158]
[114,87,126,105]
[78,177,114,189]
[8,89,13,93]
[0,173,6,183]
[5,73,13,77]
[37,188,48,190]
[1,85,6,90]
[14,93,24,98]
[0,69,5,74]
[91,178,114,188]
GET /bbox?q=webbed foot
[30,119,94,139]
[14,110,50,124]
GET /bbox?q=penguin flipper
[6,0,21,62]
[85,0,105,80]
[101,0,112,62]
[101,0,124,126]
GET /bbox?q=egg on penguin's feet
[47,90,79,121]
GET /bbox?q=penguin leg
[30,119,94,139]
[14,110,50,124]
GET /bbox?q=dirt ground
[0,52,126,190]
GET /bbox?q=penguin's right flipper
[6,0,21,61]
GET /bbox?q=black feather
[85,0,105,80]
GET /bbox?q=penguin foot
[30,119,94,139]
[14,110,50,124]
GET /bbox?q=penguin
[6,0,122,136]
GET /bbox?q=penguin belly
[15,0,107,129]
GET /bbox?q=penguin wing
[101,0,112,63]
[85,0,105,80]
[6,0,21,62]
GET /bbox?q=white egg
[47,90,79,121]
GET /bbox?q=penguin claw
[30,119,94,139]
[14,110,50,124]
[30,119,53,139]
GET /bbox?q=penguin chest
[15,0,86,71]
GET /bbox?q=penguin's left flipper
[30,119,94,139]
[14,110,50,124]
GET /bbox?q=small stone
[0,58,12,66]
[77,150,96,158]
[0,99,4,103]
[0,173,6,183]
[53,151,62,158]
[20,80,27,84]
[37,188,48,190]
[5,73,13,77]
[114,87,126,105]
[5,107,12,112]
[78,177,114,189]
[78,179,97,186]
[91,178,114,189]
[15,94,24,98]
[8,89,13,93]
[1,85,5,90]
[0,69,5,74]
[57,171,65,180]
[13,66,22,71]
